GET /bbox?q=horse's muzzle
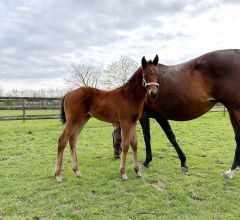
[150,91,158,99]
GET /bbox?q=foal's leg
[223,109,240,178]
[55,122,79,183]
[139,115,152,167]
[155,116,188,172]
[130,123,142,177]
[119,122,131,180]
[69,116,90,177]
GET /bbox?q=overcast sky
[1,0,240,91]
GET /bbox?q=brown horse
[55,55,159,182]
[113,49,240,178]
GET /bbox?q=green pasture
[0,112,239,219]
[0,110,59,117]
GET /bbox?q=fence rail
[0,96,62,121]
[0,96,227,121]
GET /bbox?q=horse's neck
[122,69,147,102]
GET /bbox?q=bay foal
[55,55,159,182]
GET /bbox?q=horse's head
[141,55,159,99]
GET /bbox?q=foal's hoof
[136,171,142,178]
[223,169,235,179]
[74,170,83,177]
[122,174,128,180]
[56,175,63,183]
[181,166,188,172]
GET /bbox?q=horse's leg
[119,122,131,180]
[130,123,142,177]
[69,116,90,177]
[155,116,188,172]
[112,122,122,159]
[223,109,240,178]
[55,122,79,183]
[139,113,152,167]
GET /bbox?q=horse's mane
[120,67,141,88]
[120,60,154,88]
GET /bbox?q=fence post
[23,99,26,121]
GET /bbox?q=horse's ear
[153,54,159,66]
[142,56,147,69]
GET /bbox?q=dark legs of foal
[223,109,240,178]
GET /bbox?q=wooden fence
[0,96,227,121]
[0,97,62,121]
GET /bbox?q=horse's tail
[60,97,66,124]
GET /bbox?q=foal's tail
[60,97,66,124]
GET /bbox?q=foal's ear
[142,56,147,69]
[153,54,159,66]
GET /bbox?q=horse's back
[194,49,240,78]
[149,49,240,120]
[194,49,240,108]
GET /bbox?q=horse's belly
[159,100,216,121]
[89,101,118,123]
[90,108,117,123]
[146,91,215,120]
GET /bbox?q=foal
[55,55,159,182]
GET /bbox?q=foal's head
[141,55,159,99]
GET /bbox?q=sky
[0,0,240,92]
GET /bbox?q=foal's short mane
[120,67,142,88]
[121,59,154,88]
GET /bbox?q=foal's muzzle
[150,90,158,99]
[147,85,159,100]
[142,78,159,100]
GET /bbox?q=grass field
[0,112,240,219]
[0,110,59,117]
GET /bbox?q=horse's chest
[131,113,140,122]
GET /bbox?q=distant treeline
[1,88,68,98]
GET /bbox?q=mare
[55,55,159,182]
[112,49,240,178]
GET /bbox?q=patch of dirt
[151,181,166,191]
[188,192,204,201]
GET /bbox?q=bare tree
[65,64,103,89]
[5,88,67,98]
[46,88,67,98]
[8,89,19,97]
[103,56,138,89]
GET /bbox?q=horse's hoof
[223,169,235,179]
[75,170,83,177]
[142,162,150,168]
[136,172,142,178]
[56,175,63,183]
[181,166,188,172]
[122,174,128,180]
[114,154,121,159]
